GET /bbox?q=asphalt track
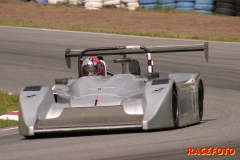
[0,26,240,160]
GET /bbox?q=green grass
[0,0,7,3]
[0,119,18,128]
[0,92,18,115]
[135,3,176,13]
[0,92,19,128]
[0,19,240,42]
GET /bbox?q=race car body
[19,43,208,137]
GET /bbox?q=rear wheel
[172,87,179,128]
[198,82,204,121]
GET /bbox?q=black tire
[237,12,240,16]
[198,82,204,122]
[24,134,45,139]
[216,2,236,10]
[216,0,235,4]
[236,0,240,5]
[172,87,179,128]
[24,136,36,139]
[215,8,236,16]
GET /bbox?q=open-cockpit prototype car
[19,42,209,138]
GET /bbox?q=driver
[81,56,104,76]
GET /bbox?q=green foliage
[0,0,7,3]
[0,92,18,116]
[76,3,84,7]
[136,3,176,13]
[51,1,85,8]
[150,3,174,13]
[103,5,119,9]
[56,1,72,7]
[0,119,18,128]
[0,92,18,128]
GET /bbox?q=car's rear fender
[18,86,56,136]
[169,72,203,126]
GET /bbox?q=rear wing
[65,42,208,77]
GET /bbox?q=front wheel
[172,87,179,128]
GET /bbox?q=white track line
[1,127,18,132]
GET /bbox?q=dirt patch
[1,0,240,40]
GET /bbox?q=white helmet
[81,56,103,76]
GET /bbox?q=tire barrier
[177,2,194,7]
[237,0,240,5]
[121,0,139,2]
[139,0,157,4]
[48,0,69,4]
[236,0,240,16]
[237,6,240,11]
[160,3,177,9]
[104,0,120,6]
[127,2,140,10]
[139,0,157,9]
[44,0,240,17]
[103,0,121,8]
[195,4,215,11]
[176,0,194,1]
[215,8,236,16]
[158,0,177,9]
[176,1,195,11]
[215,0,236,16]
[216,0,235,3]
[140,3,157,9]
[84,0,103,9]
[195,0,214,5]
[36,0,48,3]
[195,10,213,14]
[121,0,139,10]
[216,2,235,10]
[194,0,215,14]
[69,0,84,5]
[159,0,175,3]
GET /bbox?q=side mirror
[146,72,159,79]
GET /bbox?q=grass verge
[0,19,240,43]
[0,120,18,128]
[0,92,19,128]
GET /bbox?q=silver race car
[19,42,209,138]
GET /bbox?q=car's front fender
[142,79,174,130]
[18,86,56,136]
